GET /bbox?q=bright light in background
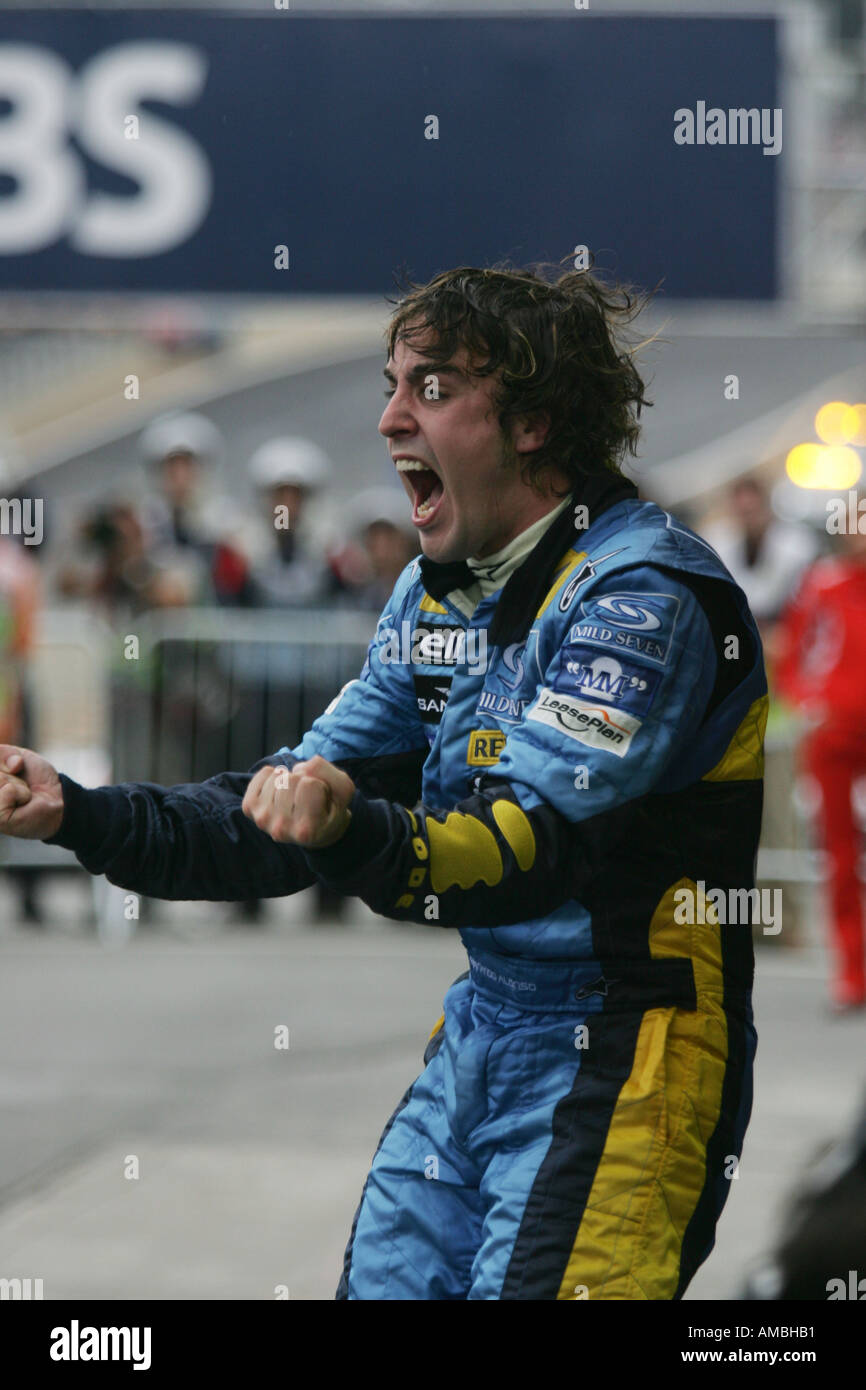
[786,443,822,486]
[815,400,865,445]
[786,442,862,489]
[790,400,866,488]
[850,403,866,447]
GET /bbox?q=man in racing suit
[0,266,766,1300]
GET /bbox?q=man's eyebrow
[383,362,468,386]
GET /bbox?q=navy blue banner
[0,12,779,296]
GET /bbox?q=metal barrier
[757,727,822,949]
[0,606,124,938]
[110,608,379,785]
[2,605,377,940]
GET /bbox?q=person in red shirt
[0,533,42,921]
[775,525,866,1009]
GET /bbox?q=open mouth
[395,458,445,528]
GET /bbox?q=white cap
[140,412,222,464]
[248,437,332,492]
[348,485,414,537]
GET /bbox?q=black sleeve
[45,746,428,903]
[45,753,313,902]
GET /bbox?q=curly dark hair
[385,261,654,495]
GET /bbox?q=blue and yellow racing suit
[49,471,766,1300]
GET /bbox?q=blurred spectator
[743,1090,866,1299]
[56,501,199,620]
[239,437,346,924]
[337,486,418,611]
[702,477,820,637]
[246,437,344,607]
[0,532,40,752]
[141,412,254,607]
[774,521,866,1010]
[0,533,42,921]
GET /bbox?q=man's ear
[512,412,550,455]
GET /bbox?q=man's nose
[378,389,416,438]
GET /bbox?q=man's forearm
[47,760,315,902]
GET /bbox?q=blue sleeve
[288,567,427,766]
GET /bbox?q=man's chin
[418,530,469,566]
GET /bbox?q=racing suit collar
[419,467,639,644]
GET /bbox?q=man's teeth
[394,460,438,515]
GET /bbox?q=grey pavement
[0,877,863,1301]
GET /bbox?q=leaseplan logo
[528,688,641,757]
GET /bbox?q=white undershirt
[447,494,572,618]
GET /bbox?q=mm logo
[467,729,506,766]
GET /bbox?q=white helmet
[140,412,222,464]
[248,437,331,492]
[349,485,414,537]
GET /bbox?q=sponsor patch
[568,591,681,667]
[413,673,452,724]
[475,689,528,722]
[473,631,543,725]
[413,623,465,665]
[556,548,625,613]
[527,688,641,756]
[553,647,661,716]
[378,620,486,670]
[467,729,507,766]
[498,641,526,690]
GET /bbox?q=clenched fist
[0,746,64,840]
[242,755,355,849]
